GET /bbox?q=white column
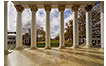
[15,5,24,49]
[101,12,104,49]
[85,11,92,48]
[4,1,9,54]
[45,10,51,49]
[30,11,37,49]
[71,5,80,49]
[100,2,104,49]
[59,10,65,49]
[72,11,79,48]
[16,12,23,49]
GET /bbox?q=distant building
[22,33,31,45]
[92,21,101,47]
[7,32,16,49]
[7,32,16,44]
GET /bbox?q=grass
[36,40,72,48]
[8,40,73,49]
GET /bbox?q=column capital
[71,5,80,12]
[30,5,38,12]
[85,5,93,12]
[58,5,65,12]
[15,5,24,13]
[44,4,51,12]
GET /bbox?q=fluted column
[45,5,51,49]
[30,5,38,49]
[85,5,93,48]
[15,5,24,50]
[4,1,9,54]
[71,5,80,48]
[100,2,104,50]
[58,5,65,49]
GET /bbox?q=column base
[15,46,24,50]
[4,50,9,55]
[30,47,37,50]
[59,46,65,49]
[84,44,92,48]
[45,47,51,49]
[71,45,79,49]
[99,48,104,51]
[4,50,12,55]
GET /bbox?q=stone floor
[4,48,104,66]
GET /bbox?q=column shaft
[31,11,37,49]
[73,11,79,48]
[16,12,23,49]
[45,11,51,49]
[85,12,92,48]
[59,11,65,49]
[4,1,9,54]
[101,12,104,49]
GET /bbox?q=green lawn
[8,40,73,49]
[36,40,72,48]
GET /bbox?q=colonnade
[4,1,104,54]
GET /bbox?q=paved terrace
[5,48,104,66]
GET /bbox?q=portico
[4,1,104,53]
[4,1,104,66]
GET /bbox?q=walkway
[5,48,104,66]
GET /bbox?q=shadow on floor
[17,48,104,66]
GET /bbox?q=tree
[37,27,45,41]
[77,4,101,45]
[64,20,73,42]
[78,9,86,44]
[91,4,101,46]
[55,35,59,40]
[39,27,45,41]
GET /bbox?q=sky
[8,1,73,39]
